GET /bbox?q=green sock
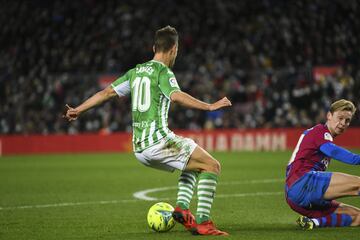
[196,172,218,224]
[176,171,198,210]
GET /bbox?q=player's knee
[351,213,360,226]
[209,159,221,175]
[351,176,360,193]
[354,175,360,184]
[356,176,360,188]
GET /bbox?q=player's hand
[209,97,232,111]
[63,104,80,121]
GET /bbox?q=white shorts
[134,135,197,172]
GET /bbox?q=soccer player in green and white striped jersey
[64,26,231,236]
[111,58,179,153]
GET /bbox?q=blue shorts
[287,171,333,209]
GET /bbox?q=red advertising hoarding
[1,128,360,156]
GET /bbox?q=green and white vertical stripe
[176,171,198,210]
[196,172,218,224]
[134,94,172,152]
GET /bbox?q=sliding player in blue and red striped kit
[285,99,360,230]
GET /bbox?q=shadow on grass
[221,223,360,240]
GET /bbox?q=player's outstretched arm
[63,86,117,121]
[320,142,360,165]
[170,91,231,111]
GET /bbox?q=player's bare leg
[185,146,221,174]
[324,172,360,199]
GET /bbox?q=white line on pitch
[0,178,283,211]
[0,191,282,211]
[0,199,140,211]
[221,178,283,185]
[133,178,283,200]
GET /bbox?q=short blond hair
[330,99,356,114]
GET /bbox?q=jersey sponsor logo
[169,77,179,88]
[324,132,333,141]
[133,121,149,128]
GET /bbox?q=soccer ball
[147,202,176,232]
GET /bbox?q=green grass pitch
[0,151,359,240]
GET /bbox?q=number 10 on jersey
[132,76,151,112]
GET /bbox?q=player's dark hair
[330,99,356,114]
[154,26,178,53]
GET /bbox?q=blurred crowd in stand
[1,0,359,134]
